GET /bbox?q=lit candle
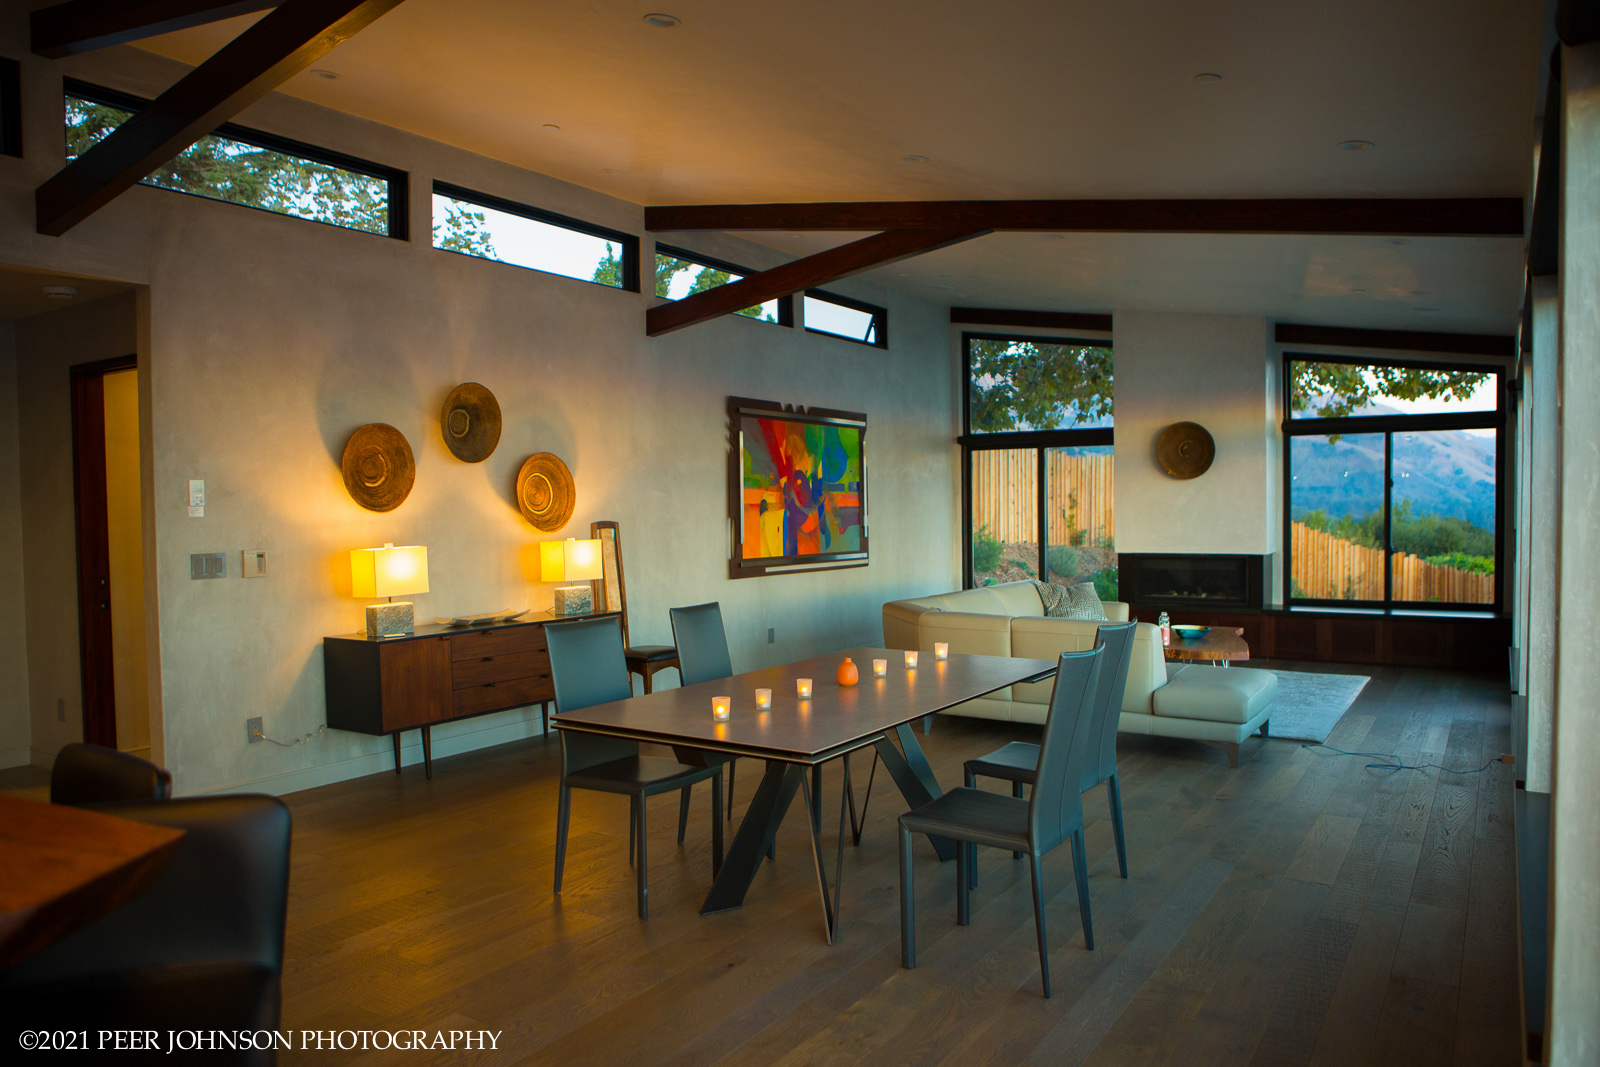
[935,642,949,660]
[872,658,888,677]
[712,695,731,721]
[755,688,772,709]
[796,678,813,699]
[905,650,919,668]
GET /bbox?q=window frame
[64,79,409,240]
[655,243,793,325]
[1281,350,1507,614]
[432,179,640,292]
[803,289,888,348]
[960,331,1114,588]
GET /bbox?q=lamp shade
[351,543,430,599]
[540,538,603,583]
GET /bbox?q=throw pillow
[1030,580,1108,621]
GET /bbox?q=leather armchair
[50,742,173,805]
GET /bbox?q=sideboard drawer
[451,650,550,689]
[452,673,553,717]
[449,625,547,661]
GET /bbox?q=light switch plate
[242,549,267,577]
[190,552,226,579]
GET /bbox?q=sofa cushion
[915,610,1013,664]
[1152,666,1278,725]
[987,581,1047,617]
[932,586,1014,616]
[1009,616,1103,702]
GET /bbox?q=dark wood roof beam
[35,0,405,236]
[31,0,280,59]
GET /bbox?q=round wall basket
[1156,421,1215,480]
[441,382,502,463]
[516,452,575,531]
[342,423,416,512]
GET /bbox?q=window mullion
[1383,431,1394,605]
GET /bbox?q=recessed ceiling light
[41,285,77,300]
[1193,73,1222,82]
[310,69,340,80]
[542,123,560,130]
[643,13,681,28]
[903,154,929,163]
[1338,140,1374,151]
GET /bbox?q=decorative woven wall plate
[441,382,502,463]
[341,423,416,512]
[516,452,575,531]
[1156,421,1215,479]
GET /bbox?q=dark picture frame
[728,396,868,579]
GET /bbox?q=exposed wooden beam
[32,0,279,59]
[1274,323,1516,358]
[647,227,989,337]
[646,198,1525,237]
[951,307,1113,332]
[35,0,404,236]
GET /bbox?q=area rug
[1265,670,1371,743]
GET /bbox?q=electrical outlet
[247,717,263,744]
[768,627,775,644]
[1500,753,1515,764]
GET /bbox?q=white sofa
[883,581,1277,767]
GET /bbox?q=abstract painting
[732,400,867,575]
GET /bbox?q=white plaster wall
[1112,311,1274,554]
[1525,279,1559,794]
[0,319,29,766]
[0,40,960,794]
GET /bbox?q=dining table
[552,646,1057,942]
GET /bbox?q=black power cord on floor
[1300,742,1506,775]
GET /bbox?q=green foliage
[972,524,1002,573]
[654,254,775,321]
[1089,567,1118,602]
[434,200,495,257]
[1012,556,1035,577]
[592,243,624,287]
[67,98,389,234]
[1301,500,1494,561]
[1046,544,1080,580]
[968,339,1112,432]
[1290,360,1490,419]
[1423,551,1495,575]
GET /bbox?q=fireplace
[1117,553,1267,613]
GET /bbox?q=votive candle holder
[712,696,731,721]
[935,642,949,660]
[872,658,888,677]
[755,688,772,710]
[796,678,813,699]
[905,651,919,668]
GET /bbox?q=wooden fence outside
[1291,521,1493,604]
[971,450,1114,545]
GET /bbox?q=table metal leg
[873,726,957,861]
[845,749,879,846]
[797,758,850,944]
[701,760,802,915]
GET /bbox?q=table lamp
[541,538,603,615]
[351,543,429,637]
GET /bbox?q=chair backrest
[3,794,292,986]
[590,520,628,645]
[1082,620,1138,791]
[50,742,173,805]
[545,615,638,773]
[671,602,734,686]
[1028,646,1104,854]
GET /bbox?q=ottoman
[1149,665,1278,767]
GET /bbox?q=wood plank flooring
[269,661,1519,1066]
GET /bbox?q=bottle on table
[1158,611,1171,648]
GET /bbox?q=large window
[963,333,1115,596]
[1285,355,1504,610]
[655,244,790,324]
[432,181,639,291]
[65,80,405,239]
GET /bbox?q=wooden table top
[1164,627,1250,662]
[0,795,184,969]
[553,648,1057,763]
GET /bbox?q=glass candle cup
[755,688,772,709]
[905,650,919,668]
[796,678,813,699]
[712,696,731,721]
[935,642,949,660]
[872,658,888,677]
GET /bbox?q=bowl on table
[1170,624,1210,640]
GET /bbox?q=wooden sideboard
[324,609,618,778]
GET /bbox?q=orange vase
[836,657,859,686]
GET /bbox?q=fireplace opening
[1118,553,1266,612]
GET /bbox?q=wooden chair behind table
[590,520,681,694]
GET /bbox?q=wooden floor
[271,660,1518,1066]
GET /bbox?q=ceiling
[0,266,133,321]
[132,0,1545,333]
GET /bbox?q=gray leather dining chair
[50,742,173,806]
[548,615,724,920]
[962,619,1138,880]
[898,645,1104,998]
[669,602,740,820]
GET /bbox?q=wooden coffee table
[1164,627,1249,667]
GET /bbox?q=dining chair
[2,795,291,1057]
[899,645,1104,998]
[591,521,681,695]
[669,601,741,820]
[547,615,724,920]
[50,742,174,805]
[962,619,1138,880]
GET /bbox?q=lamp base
[552,585,593,616]
[366,601,415,638]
